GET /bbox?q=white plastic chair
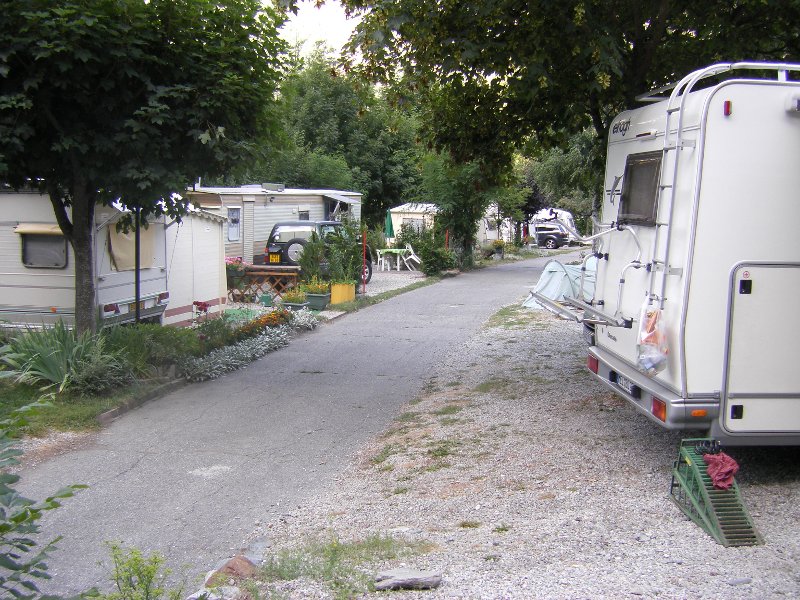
[403,244,422,271]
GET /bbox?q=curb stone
[96,378,187,426]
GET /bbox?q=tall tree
[336,0,800,168]
[0,0,286,332]
[277,48,421,226]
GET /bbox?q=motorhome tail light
[103,303,120,316]
[723,100,732,116]
[691,409,708,418]
[587,354,599,374]
[157,292,170,304]
[652,398,667,422]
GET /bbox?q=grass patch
[370,444,399,465]
[485,304,544,329]
[431,404,463,416]
[260,533,433,599]
[473,377,513,394]
[438,416,463,426]
[427,439,459,459]
[392,486,409,495]
[396,411,422,423]
[0,379,166,436]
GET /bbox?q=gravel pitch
[249,302,800,599]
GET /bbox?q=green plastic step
[669,438,762,547]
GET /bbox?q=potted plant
[326,220,361,305]
[280,287,309,310]
[491,239,505,258]
[300,276,331,311]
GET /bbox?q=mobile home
[534,62,800,445]
[0,190,169,327]
[188,184,362,264]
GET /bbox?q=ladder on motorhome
[644,62,800,312]
[669,439,762,547]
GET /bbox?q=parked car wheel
[283,238,307,265]
[544,238,558,249]
[362,260,373,284]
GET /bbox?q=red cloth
[703,452,739,490]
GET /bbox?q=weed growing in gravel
[438,416,463,426]
[485,305,544,329]
[431,404,463,416]
[473,377,513,394]
[392,486,409,495]
[494,524,511,533]
[427,439,459,459]
[396,411,422,423]
[370,444,398,465]
[260,534,433,599]
[459,520,481,529]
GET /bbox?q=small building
[388,203,438,242]
[187,184,362,264]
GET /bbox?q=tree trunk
[49,179,97,334]
[71,189,97,334]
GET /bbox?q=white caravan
[534,62,800,445]
[0,190,170,327]
[532,208,579,243]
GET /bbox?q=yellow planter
[330,282,356,305]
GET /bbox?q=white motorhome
[0,190,170,327]
[534,62,800,445]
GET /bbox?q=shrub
[297,232,327,281]
[180,326,290,382]
[102,543,183,600]
[103,323,200,375]
[0,322,132,395]
[289,307,319,331]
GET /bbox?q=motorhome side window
[618,151,662,226]
[21,234,68,269]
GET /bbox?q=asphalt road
[17,255,563,595]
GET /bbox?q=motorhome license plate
[128,301,145,313]
[269,254,281,264]
[616,374,636,395]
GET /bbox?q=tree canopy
[230,47,421,227]
[0,0,286,331]
[337,0,800,168]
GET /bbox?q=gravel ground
[247,301,800,599]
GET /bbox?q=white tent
[523,257,597,310]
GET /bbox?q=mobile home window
[227,207,241,242]
[618,151,662,226]
[21,234,68,268]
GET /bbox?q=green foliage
[0,399,87,599]
[261,533,432,599]
[0,0,287,331]
[102,543,183,600]
[102,324,200,376]
[297,232,327,282]
[326,218,362,283]
[520,128,603,231]
[0,322,132,396]
[340,0,800,172]
[230,48,422,227]
[395,224,455,276]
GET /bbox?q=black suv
[265,220,374,283]
[534,223,569,249]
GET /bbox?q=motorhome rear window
[21,234,68,268]
[618,151,662,226]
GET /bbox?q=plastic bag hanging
[636,299,669,375]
